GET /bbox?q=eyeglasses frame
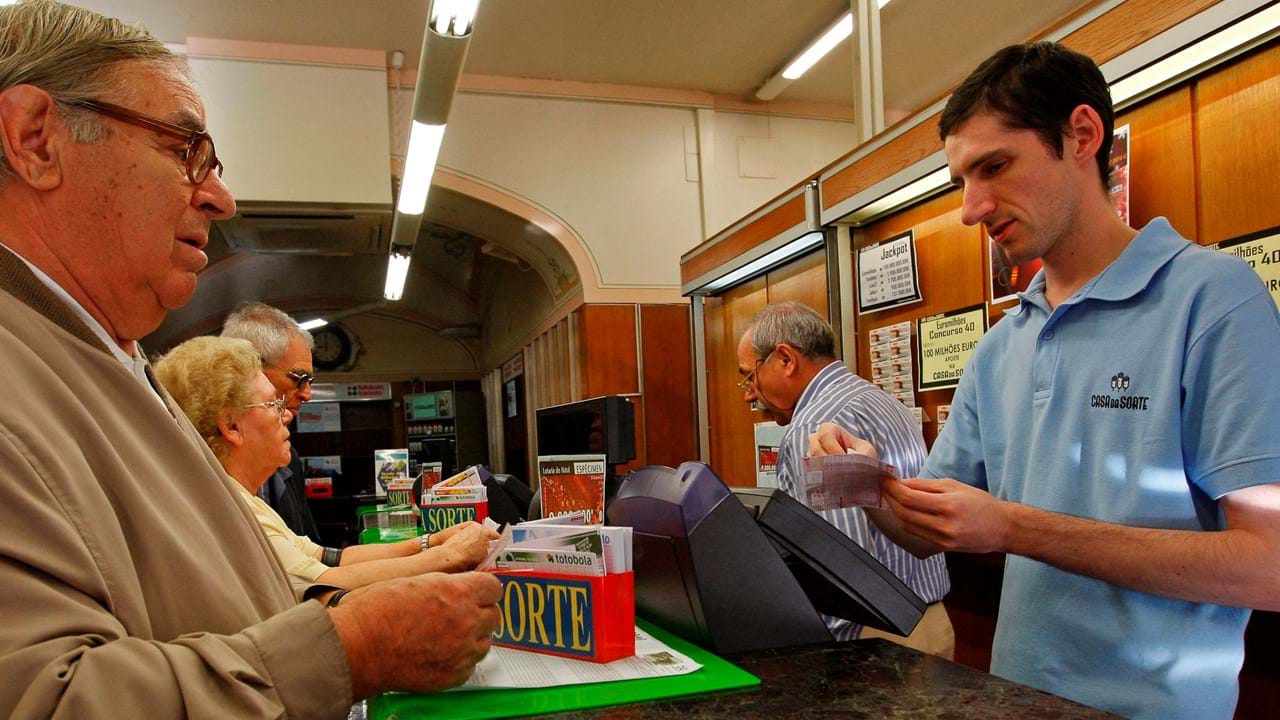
[735,348,777,392]
[264,361,315,390]
[242,396,289,421]
[72,99,224,184]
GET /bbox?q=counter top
[527,638,1118,719]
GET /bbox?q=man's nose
[959,184,994,227]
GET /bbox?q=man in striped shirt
[737,301,953,656]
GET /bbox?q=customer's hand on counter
[331,571,502,698]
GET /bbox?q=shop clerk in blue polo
[925,218,1280,720]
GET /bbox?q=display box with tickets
[419,465,490,534]
[482,515,635,663]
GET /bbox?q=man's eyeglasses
[72,99,224,184]
[243,396,289,420]
[735,349,776,391]
[265,362,315,390]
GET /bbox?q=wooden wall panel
[766,250,829,320]
[704,276,769,486]
[681,195,808,286]
[1116,87,1198,240]
[578,305,640,397]
[854,191,985,446]
[1060,0,1220,66]
[1195,42,1280,243]
[641,304,697,469]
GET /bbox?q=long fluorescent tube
[384,251,412,301]
[397,121,447,215]
[846,167,952,226]
[298,318,328,331]
[702,231,825,293]
[431,0,480,37]
[782,13,853,79]
[1110,2,1280,107]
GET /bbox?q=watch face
[312,327,351,369]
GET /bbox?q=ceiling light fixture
[298,318,329,331]
[384,249,413,301]
[385,0,480,300]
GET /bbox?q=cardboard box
[491,569,635,663]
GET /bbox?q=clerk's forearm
[1003,503,1280,610]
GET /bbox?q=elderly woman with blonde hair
[155,336,495,590]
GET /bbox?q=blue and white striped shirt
[776,361,950,640]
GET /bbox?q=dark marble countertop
[529,638,1118,719]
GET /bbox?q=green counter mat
[368,620,760,720]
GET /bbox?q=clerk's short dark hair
[939,41,1114,191]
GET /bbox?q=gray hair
[749,302,836,361]
[0,1,186,184]
[220,302,314,364]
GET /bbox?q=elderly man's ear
[216,413,245,449]
[0,85,66,191]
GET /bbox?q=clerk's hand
[808,422,879,458]
[333,571,501,698]
[438,523,500,571]
[881,476,1011,554]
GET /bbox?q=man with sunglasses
[735,302,953,657]
[223,301,323,543]
[0,2,499,717]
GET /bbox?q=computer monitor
[733,487,925,636]
[535,396,636,466]
[606,462,833,654]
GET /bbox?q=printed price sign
[1216,227,1280,312]
[857,230,922,314]
[917,303,988,391]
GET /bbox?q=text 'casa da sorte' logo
[1091,370,1149,411]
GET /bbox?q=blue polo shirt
[924,218,1280,720]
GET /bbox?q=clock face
[312,326,351,369]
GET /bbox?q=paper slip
[495,548,602,577]
[457,626,701,690]
[802,453,897,510]
[510,525,632,573]
[523,509,589,526]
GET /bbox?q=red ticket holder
[420,500,489,534]
[305,476,333,498]
[490,569,635,663]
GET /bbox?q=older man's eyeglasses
[265,362,315,390]
[72,99,224,184]
[735,350,775,391]
[243,396,289,420]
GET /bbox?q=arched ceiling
[145,183,580,351]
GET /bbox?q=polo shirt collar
[1005,217,1189,316]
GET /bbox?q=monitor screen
[732,487,925,636]
[535,396,636,466]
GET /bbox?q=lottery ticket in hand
[801,452,897,510]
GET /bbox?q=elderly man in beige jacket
[0,2,499,717]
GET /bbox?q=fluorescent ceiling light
[1110,2,1280,107]
[845,167,952,226]
[298,318,328,331]
[384,251,413,301]
[397,121,446,215]
[431,0,480,37]
[702,231,825,293]
[782,13,853,80]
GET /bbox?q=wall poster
[1214,226,1280,312]
[917,303,989,392]
[1109,124,1130,226]
[857,230,922,314]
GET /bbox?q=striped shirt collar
[793,360,849,422]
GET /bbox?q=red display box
[490,569,635,663]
